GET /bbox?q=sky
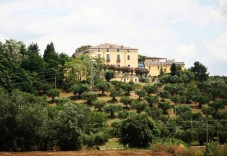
[0,0,227,76]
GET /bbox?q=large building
[144,57,185,77]
[73,43,185,82]
[80,43,139,69]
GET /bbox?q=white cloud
[205,31,227,61]
[0,0,227,75]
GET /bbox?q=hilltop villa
[73,43,185,82]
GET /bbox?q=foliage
[70,83,90,99]
[134,68,149,76]
[120,81,135,96]
[55,103,90,150]
[143,84,158,95]
[145,95,159,107]
[158,101,171,115]
[47,89,60,101]
[135,89,147,100]
[190,61,209,82]
[92,100,105,111]
[109,89,121,102]
[75,45,91,54]
[104,104,122,118]
[120,96,133,109]
[204,142,221,156]
[81,92,98,105]
[131,101,148,113]
[104,70,115,82]
[0,88,51,151]
[96,81,110,95]
[120,113,159,148]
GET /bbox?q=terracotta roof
[90,43,138,50]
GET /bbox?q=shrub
[81,92,98,105]
[120,113,159,148]
[203,142,220,156]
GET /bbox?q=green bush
[203,142,221,156]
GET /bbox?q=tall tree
[43,42,59,68]
[189,61,209,82]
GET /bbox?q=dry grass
[0,150,171,156]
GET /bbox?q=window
[106,54,110,62]
[117,49,119,52]
[98,48,100,52]
[127,55,130,60]
[149,66,150,70]
[128,65,130,67]
[127,50,129,53]
[107,48,109,52]
[117,54,120,62]
[97,54,101,58]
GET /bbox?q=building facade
[88,43,138,69]
[144,57,185,77]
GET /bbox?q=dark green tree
[55,103,90,150]
[135,89,146,100]
[43,42,60,68]
[109,89,121,102]
[120,81,135,96]
[47,89,60,102]
[104,104,122,118]
[189,61,209,82]
[70,84,90,99]
[81,92,98,105]
[104,70,115,82]
[120,113,159,148]
[120,96,133,109]
[96,81,110,95]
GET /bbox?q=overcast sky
[0,0,227,76]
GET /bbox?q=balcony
[117,59,121,63]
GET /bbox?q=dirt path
[0,150,170,156]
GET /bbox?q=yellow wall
[145,63,185,77]
[89,48,138,68]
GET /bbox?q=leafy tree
[144,84,158,95]
[74,45,91,55]
[43,42,60,68]
[70,83,89,99]
[145,107,163,120]
[81,92,98,105]
[55,103,90,150]
[131,101,148,113]
[135,89,146,100]
[120,113,159,148]
[189,61,209,82]
[208,100,225,111]
[138,54,145,64]
[158,101,171,115]
[134,68,149,76]
[104,70,115,82]
[120,96,133,109]
[0,89,51,151]
[96,81,110,95]
[145,95,159,107]
[170,63,181,76]
[104,104,122,118]
[21,43,45,72]
[0,39,36,92]
[109,89,121,102]
[47,89,60,102]
[92,100,105,111]
[37,82,53,94]
[120,81,135,96]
